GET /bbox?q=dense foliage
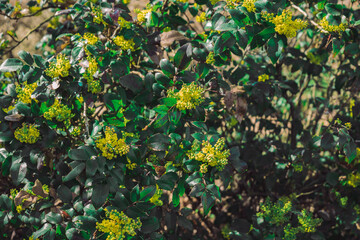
[0,0,359,239]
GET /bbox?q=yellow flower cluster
[149,185,163,206]
[258,74,269,82]
[83,32,98,45]
[96,127,130,160]
[167,82,204,111]
[44,99,73,122]
[257,198,292,226]
[96,209,142,240]
[226,0,241,9]
[347,172,360,187]
[136,9,151,24]
[84,57,101,94]
[196,12,207,23]
[14,123,40,144]
[16,82,37,104]
[243,0,257,13]
[297,209,322,233]
[211,0,221,5]
[126,158,137,170]
[188,138,230,173]
[345,122,352,129]
[70,126,81,137]
[177,0,188,3]
[319,17,347,34]
[2,105,15,113]
[45,54,71,78]
[118,17,131,29]
[113,36,135,51]
[92,7,107,25]
[263,9,308,38]
[350,99,355,118]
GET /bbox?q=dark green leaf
[0,58,23,72]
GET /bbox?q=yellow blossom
[258,74,269,82]
[96,209,142,240]
[126,158,137,170]
[83,32,98,45]
[118,16,131,29]
[243,0,257,13]
[3,105,15,113]
[92,7,107,25]
[350,99,355,118]
[206,52,215,64]
[96,127,130,160]
[44,99,73,122]
[16,205,24,213]
[14,123,40,144]
[345,122,352,129]
[347,172,360,188]
[113,36,135,51]
[196,12,207,23]
[149,185,163,206]
[319,17,347,34]
[83,56,101,94]
[135,9,151,24]
[263,9,308,38]
[45,54,71,78]
[188,138,230,172]
[16,82,38,104]
[167,82,204,111]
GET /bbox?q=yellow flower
[113,36,135,51]
[92,7,107,25]
[44,99,73,122]
[83,56,101,94]
[96,127,130,160]
[319,17,347,34]
[3,105,15,113]
[350,99,355,118]
[196,12,207,23]
[211,0,221,5]
[118,17,131,29]
[167,82,204,111]
[126,158,137,170]
[149,185,163,206]
[16,205,24,213]
[226,0,241,9]
[177,0,188,3]
[188,138,230,172]
[347,172,360,188]
[345,122,352,129]
[258,74,269,82]
[243,0,257,13]
[136,9,151,24]
[96,209,142,240]
[16,82,38,104]
[263,9,308,38]
[45,54,71,78]
[83,32,98,45]
[14,123,40,144]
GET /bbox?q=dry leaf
[4,114,23,122]
[160,30,188,48]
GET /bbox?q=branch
[0,6,53,20]
[4,14,55,55]
[290,2,329,34]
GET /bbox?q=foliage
[0,0,360,239]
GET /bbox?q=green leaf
[68,149,90,161]
[57,185,72,203]
[174,43,192,70]
[113,192,130,211]
[214,32,236,55]
[140,186,156,202]
[229,9,247,27]
[160,59,175,78]
[344,141,357,163]
[104,93,124,112]
[45,212,62,224]
[119,74,143,93]
[92,183,109,208]
[201,191,216,215]
[148,133,171,151]
[321,132,335,151]
[0,58,23,72]
[18,51,34,65]
[325,3,343,16]
[157,172,178,190]
[206,184,221,200]
[141,217,160,234]
[10,161,27,186]
[33,54,46,69]
[172,187,180,207]
[62,163,85,182]
[33,223,52,239]
[130,184,140,202]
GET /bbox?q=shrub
[0,0,359,239]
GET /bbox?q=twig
[0,6,52,20]
[4,14,55,55]
[290,2,329,34]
